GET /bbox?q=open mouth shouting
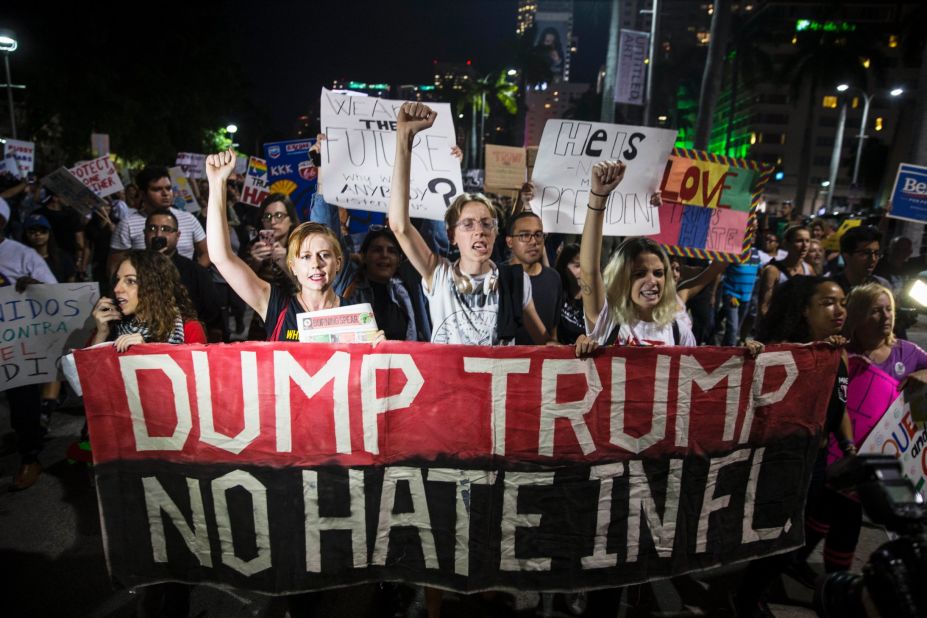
[638,285,661,303]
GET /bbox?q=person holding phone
[245,193,299,293]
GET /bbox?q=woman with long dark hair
[90,250,205,349]
[735,275,852,615]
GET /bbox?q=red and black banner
[78,341,837,593]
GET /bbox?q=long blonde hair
[602,237,678,327]
[844,283,895,346]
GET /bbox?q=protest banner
[69,155,124,198]
[319,88,463,220]
[91,133,110,157]
[235,154,248,176]
[0,283,98,391]
[41,167,108,216]
[0,151,21,178]
[175,153,207,180]
[263,138,317,221]
[648,149,775,263]
[615,30,649,105]
[484,145,527,190]
[3,138,35,175]
[828,355,898,465]
[78,341,836,594]
[888,163,927,224]
[168,167,200,213]
[530,120,677,235]
[821,218,861,252]
[860,392,927,494]
[241,156,270,207]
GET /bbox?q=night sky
[3,0,612,154]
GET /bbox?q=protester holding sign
[387,102,553,348]
[576,161,697,349]
[0,197,59,490]
[803,283,927,582]
[739,276,853,608]
[388,101,554,617]
[206,148,384,346]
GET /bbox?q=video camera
[815,455,927,617]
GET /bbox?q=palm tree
[694,0,732,149]
[456,71,518,169]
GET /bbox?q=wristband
[587,203,606,212]
[590,190,610,198]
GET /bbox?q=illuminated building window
[875,117,883,131]
[697,31,710,45]
[749,133,757,145]
[822,96,838,109]
[791,35,798,45]
[544,103,551,109]
[888,34,898,48]
[780,134,786,144]
[852,97,859,109]
[861,57,870,69]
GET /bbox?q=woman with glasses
[245,193,299,291]
[388,102,553,348]
[388,102,553,618]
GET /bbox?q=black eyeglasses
[145,224,177,233]
[511,231,544,243]
[262,212,289,222]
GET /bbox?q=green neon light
[795,19,856,32]
[348,81,367,89]
[419,85,435,91]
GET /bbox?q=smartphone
[259,230,275,245]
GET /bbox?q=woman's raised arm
[388,102,443,291]
[205,148,272,319]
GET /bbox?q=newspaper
[296,303,379,343]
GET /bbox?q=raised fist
[396,102,437,136]
[205,148,236,184]
[590,161,626,197]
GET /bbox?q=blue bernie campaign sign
[889,163,927,224]
[263,139,318,221]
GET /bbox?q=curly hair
[602,237,678,328]
[755,275,829,343]
[118,250,198,342]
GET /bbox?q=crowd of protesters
[1,100,926,617]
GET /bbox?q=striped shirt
[110,207,206,259]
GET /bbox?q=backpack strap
[672,319,680,345]
[270,304,289,341]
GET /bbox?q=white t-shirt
[587,298,696,347]
[110,207,206,259]
[424,258,531,346]
[0,238,58,284]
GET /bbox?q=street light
[835,83,904,187]
[506,68,517,77]
[0,28,17,139]
[226,124,238,135]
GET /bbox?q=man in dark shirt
[34,190,86,272]
[506,211,562,344]
[828,225,889,295]
[143,211,220,336]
